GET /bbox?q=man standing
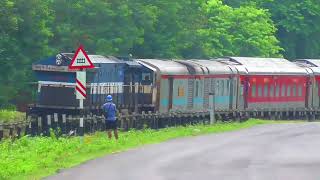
[102,95,118,140]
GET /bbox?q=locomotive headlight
[56,54,63,66]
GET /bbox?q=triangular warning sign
[69,45,95,70]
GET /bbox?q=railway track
[1,109,319,141]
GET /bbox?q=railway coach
[219,57,309,117]
[136,59,238,113]
[294,59,320,111]
[179,60,239,112]
[136,59,190,113]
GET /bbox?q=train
[27,53,320,120]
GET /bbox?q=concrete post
[62,114,66,134]
[53,113,58,130]
[37,116,42,135]
[0,125,3,141]
[209,92,215,124]
[47,115,51,136]
[79,99,84,143]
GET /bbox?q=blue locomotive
[28,53,154,116]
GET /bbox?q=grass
[0,110,25,124]
[0,119,302,180]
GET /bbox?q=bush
[0,110,25,123]
[0,104,16,111]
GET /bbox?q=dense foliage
[0,119,277,179]
[0,0,318,107]
[0,110,25,123]
[224,0,320,59]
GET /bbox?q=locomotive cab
[121,58,154,113]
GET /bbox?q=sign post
[69,45,95,141]
[209,92,215,124]
[76,71,86,106]
[69,45,95,70]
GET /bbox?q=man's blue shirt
[102,102,116,121]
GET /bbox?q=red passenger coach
[294,59,320,110]
[246,75,307,104]
[220,57,309,111]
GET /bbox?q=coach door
[228,77,234,110]
[237,76,246,110]
[168,77,174,111]
[305,76,311,108]
[243,77,249,109]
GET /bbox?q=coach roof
[188,59,237,75]
[136,59,189,75]
[294,59,320,75]
[61,53,124,64]
[218,57,308,75]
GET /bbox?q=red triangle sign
[69,45,95,70]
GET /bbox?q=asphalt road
[47,122,320,180]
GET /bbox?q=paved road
[47,123,320,180]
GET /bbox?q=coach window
[221,80,225,96]
[225,80,230,96]
[264,84,268,97]
[218,80,221,96]
[281,84,286,97]
[219,80,223,96]
[178,87,185,97]
[216,80,219,95]
[215,80,218,96]
[276,85,280,97]
[218,80,222,96]
[200,81,203,96]
[211,80,215,94]
[195,81,199,97]
[234,80,237,97]
[224,80,227,96]
[293,85,297,96]
[287,85,291,96]
[298,85,302,96]
[258,85,262,97]
[270,85,274,97]
[226,80,229,96]
[252,84,256,97]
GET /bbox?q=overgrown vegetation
[0,119,300,179]
[0,110,25,124]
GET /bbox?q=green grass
[0,119,301,180]
[0,110,25,124]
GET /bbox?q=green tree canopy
[0,0,294,107]
[224,0,320,59]
[0,0,53,107]
[198,0,281,57]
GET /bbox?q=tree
[51,0,143,56]
[0,0,286,107]
[224,0,320,59]
[0,0,20,106]
[0,0,53,106]
[198,0,281,57]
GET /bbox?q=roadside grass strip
[0,119,301,179]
